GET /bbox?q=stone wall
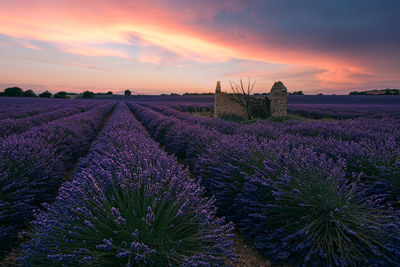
[214,81,287,119]
[249,97,269,118]
[269,81,288,117]
[214,93,248,118]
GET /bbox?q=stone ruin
[214,81,288,119]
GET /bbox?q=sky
[0,0,399,95]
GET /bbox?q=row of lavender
[143,105,400,204]
[287,104,400,119]
[0,104,61,120]
[20,103,234,266]
[164,101,400,119]
[0,102,115,256]
[134,105,400,204]
[0,102,102,137]
[129,103,400,266]
[169,102,213,113]
[0,98,89,120]
[145,103,400,144]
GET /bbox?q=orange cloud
[0,1,339,65]
[0,2,236,62]
[0,0,394,92]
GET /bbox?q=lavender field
[1,96,400,266]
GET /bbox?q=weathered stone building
[214,81,287,119]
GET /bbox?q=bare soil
[227,233,270,267]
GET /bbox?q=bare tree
[229,78,256,120]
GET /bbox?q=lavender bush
[128,103,220,168]
[0,98,102,120]
[170,102,213,113]
[0,103,99,137]
[0,103,114,256]
[288,103,400,119]
[130,103,400,265]
[143,103,237,134]
[139,103,400,208]
[0,96,396,265]
[237,141,400,265]
[21,103,234,266]
[192,133,400,264]
[148,103,400,144]
[273,134,400,208]
[0,99,70,120]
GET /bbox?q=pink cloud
[0,2,325,65]
[0,0,397,92]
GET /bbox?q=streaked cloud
[59,43,130,58]
[0,0,399,93]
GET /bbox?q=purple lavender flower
[20,103,234,266]
[0,101,114,255]
[128,102,400,266]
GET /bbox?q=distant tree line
[349,89,400,95]
[289,91,304,95]
[0,87,117,99]
[158,91,306,96]
[162,92,215,96]
[1,87,262,98]
[0,87,37,97]
[183,92,214,95]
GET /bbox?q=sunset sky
[0,0,399,94]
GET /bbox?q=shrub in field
[0,104,96,138]
[194,134,400,265]
[0,103,114,256]
[0,137,64,254]
[129,104,181,146]
[394,159,400,205]
[239,143,400,265]
[170,103,213,113]
[142,103,400,148]
[189,110,400,208]
[21,104,234,266]
[130,104,400,265]
[152,117,181,144]
[0,102,68,120]
[335,138,399,205]
[182,126,220,169]
[128,103,220,169]
[288,103,400,119]
[162,122,214,160]
[146,104,400,146]
[237,118,400,144]
[146,104,237,134]
[280,118,400,142]
[193,134,263,220]
[284,135,400,207]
